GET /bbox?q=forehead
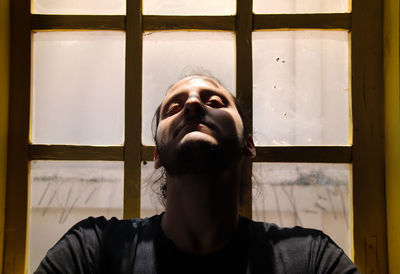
[163,76,235,102]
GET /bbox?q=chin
[158,133,243,176]
[179,131,218,147]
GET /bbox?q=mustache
[173,117,216,138]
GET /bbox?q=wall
[384,0,400,272]
[0,0,10,271]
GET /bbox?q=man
[35,75,359,273]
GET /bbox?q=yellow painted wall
[384,0,400,273]
[0,0,10,271]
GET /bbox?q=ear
[154,147,162,169]
[244,135,256,158]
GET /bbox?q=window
[5,0,387,273]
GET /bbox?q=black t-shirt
[155,216,248,274]
[35,214,360,274]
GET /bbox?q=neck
[161,167,241,254]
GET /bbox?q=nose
[184,94,205,117]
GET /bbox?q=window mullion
[236,0,253,219]
[253,13,351,30]
[254,146,352,163]
[28,145,124,161]
[31,15,125,30]
[141,146,352,163]
[142,15,235,30]
[124,0,142,219]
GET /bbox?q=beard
[156,135,244,177]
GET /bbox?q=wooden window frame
[4,0,387,273]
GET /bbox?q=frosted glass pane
[253,31,350,146]
[143,0,235,15]
[141,161,164,218]
[252,163,351,256]
[32,31,125,146]
[28,161,123,273]
[254,0,349,14]
[33,0,125,15]
[142,31,235,145]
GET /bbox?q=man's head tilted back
[152,75,256,201]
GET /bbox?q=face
[155,76,249,175]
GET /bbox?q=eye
[166,103,182,115]
[206,95,225,108]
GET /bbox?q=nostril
[184,100,205,116]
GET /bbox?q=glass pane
[33,0,125,15]
[32,31,125,146]
[142,31,235,145]
[253,30,350,146]
[143,0,235,15]
[28,161,123,273]
[253,0,349,14]
[141,161,164,218]
[252,163,351,256]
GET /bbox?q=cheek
[156,123,168,145]
[223,109,245,139]
[209,109,244,138]
[156,117,176,145]
[231,113,245,139]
